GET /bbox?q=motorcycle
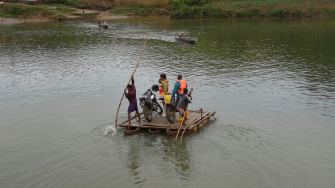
[139,85,163,122]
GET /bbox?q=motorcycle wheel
[143,105,152,122]
[166,105,176,123]
[154,101,163,114]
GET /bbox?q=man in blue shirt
[171,74,187,101]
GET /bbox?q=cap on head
[183,88,188,94]
[127,84,133,89]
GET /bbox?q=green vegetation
[45,0,68,3]
[109,5,164,16]
[328,8,335,15]
[0,4,56,18]
[170,0,335,19]
[1,0,335,20]
[57,14,66,17]
[55,7,76,14]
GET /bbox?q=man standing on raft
[177,88,193,122]
[158,74,169,116]
[124,75,141,130]
[171,74,187,101]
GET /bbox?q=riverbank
[0,3,130,24]
[170,0,335,19]
[1,1,335,24]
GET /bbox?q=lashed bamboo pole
[175,84,194,139]
[115,30,150,128]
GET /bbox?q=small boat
[98,24,108,29]
[175,36,196,44]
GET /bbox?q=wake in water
[103,125,117,136]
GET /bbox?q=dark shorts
[128,103,138,113]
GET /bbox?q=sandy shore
[0,18,52,24]
[0,18,25,24]
[0,12,131,25]
[97,12,131,20]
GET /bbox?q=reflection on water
[1,17,335,188]
[127,134,193,185]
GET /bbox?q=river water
[0,17,334,188]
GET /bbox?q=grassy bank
[0,3,76,19]
[170,0,335,19]
[105,0,335,19]
[1,0,335,20]
[109,5,173,16]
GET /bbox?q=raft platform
[117,108,216,136]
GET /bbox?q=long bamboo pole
[179,110,208,144]
[115,29,150,128]
[175,84,194,139]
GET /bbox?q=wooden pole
[180,110,208,144]
[115,29,150,128]
[175,84,194,139]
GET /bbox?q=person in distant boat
[98,21,101,25]
[158,74,170,116]
[178,32,184,38]
[171,74,187,101]
[176,88,193,122]
[124,75,141,130]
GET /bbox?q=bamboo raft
[118,109,216,136]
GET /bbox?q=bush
[236,8,264,18]
[328,8,335,15]
[172,0,207,7]
[9,5,19,15]
[270,9,289,17]
[45,0,68,4]
[136,8,151,16]
[184,0,207,5]
[293,10,305,17]
[171,8,184,19]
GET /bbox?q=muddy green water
[0,17,335,188]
